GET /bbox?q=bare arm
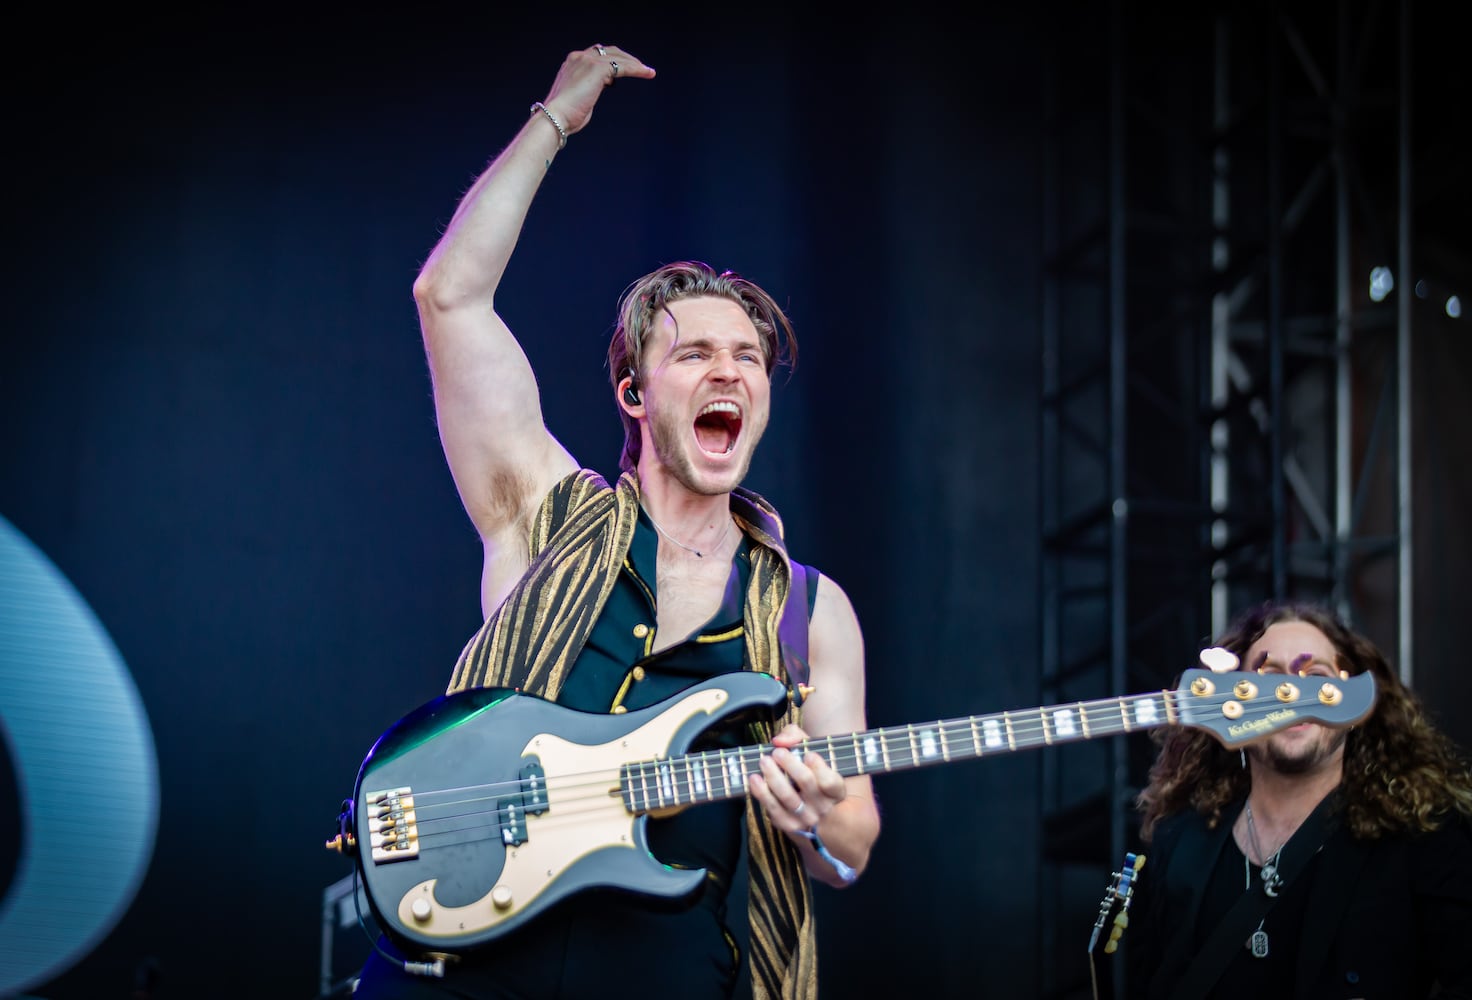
[412,45,656,616]
[751,573,882,888]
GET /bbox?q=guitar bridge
[366,786,420,863]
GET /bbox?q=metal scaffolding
[1037,3,1413,996]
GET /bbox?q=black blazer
[1124,802,1472,999]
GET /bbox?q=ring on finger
[595,44,607,55]
[793,800,806,815]
[610,60,620,78]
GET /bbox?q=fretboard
[619,688,1178,813]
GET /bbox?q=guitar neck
[811,690,1169,777]
[620,688,1173,813]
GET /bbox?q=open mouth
[695,401,742,456]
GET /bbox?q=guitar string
[365,685,1353,849]
[388,686,1336,822]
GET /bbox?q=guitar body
[348,671,788,955]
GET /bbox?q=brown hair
[606,261,797,473]
[1135,600,1472,841]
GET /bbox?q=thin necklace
[641,505,732,559]
[1242,800,1284,959]
[1244,800,1285,893]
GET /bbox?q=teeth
[698,401,741,418]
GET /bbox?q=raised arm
[412,45,655,616]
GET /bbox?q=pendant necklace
[642,505,731,559]
[1242,800,1283,958]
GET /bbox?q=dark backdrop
[1,4,1465,999]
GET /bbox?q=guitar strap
[778,560,812,705]
[1166,792,1338,1000]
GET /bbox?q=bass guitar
[326,663,1374,957]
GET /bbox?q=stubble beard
[648,403,762,496]
[1259,726,1348,776]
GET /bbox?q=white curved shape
[1198,645,1241,674]
[0,514,160,995]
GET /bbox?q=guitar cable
[333,796,446,980]
[1087,852,1145,1000]
[349,865,447,979]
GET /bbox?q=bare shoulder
[802,570,867,738]
[810,571,863,655]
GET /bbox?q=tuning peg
[1199,646,1240,674]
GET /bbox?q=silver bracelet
[529,101,567,150]
[796,826,858,885]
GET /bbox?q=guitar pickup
[495,760,548,847]
[519,760,547,815]
[497,800,529,846]
[365,786,419,863]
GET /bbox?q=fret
[888,727,913,770]
[706,753,719,797]
[900,727,924,765]
[704,750,722,798]
[682,756,699,803]
[833,736,852,776]
[813,736,836,771]
[636,762,652,811]
[733,750,749,795]
[968,721,983,758]
[714,750,728,796]
[906,726,921,768]
[1003,712,1017,751]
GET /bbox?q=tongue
[695,419,733,455]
